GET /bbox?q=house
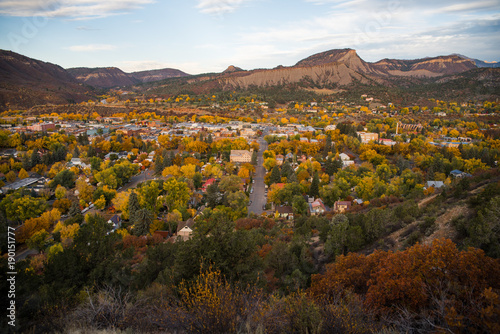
[309,198,327,216]
[449,170,471,178]
[426,181,445,189]
[285,153,294,161]
[276,206,294,220]
[107,215,122,232]
[342,160,355,168]
[276,154,284,166]
[201,178,216,192]
[325,125,337,131]
[339,153,351,161]
[177,226,193,241]
[379,138,396,146]
[230,150,252,163]
[334,201,351,213]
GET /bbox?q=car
[248,201,252,206]
[252,179,255,183]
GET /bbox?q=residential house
[334,201,351,213]
[450,170,471,178]
[276,206,294,220]
[201,178,216,192]
[107,215,122,233]
[426,181,445,189]
[276,154,284,166]
[325,125,337,131]
[309,198,327,216]
[177,226,193,241]
[27,122,55,132]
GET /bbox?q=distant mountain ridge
[1,48,499,110]
[67,66,190,88]
[0,50,91,109]
[453,54,500,68]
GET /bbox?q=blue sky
[0,0,499,74]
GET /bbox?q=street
[248,134,268,216]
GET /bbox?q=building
[27,122,55,132]
[325,125,337,131]
[357,131,379,144]
[276,206,294,220]
[334,201,351,213]
[276,154,284,166]
[107,215,122,233]
[230,150,252,163]
[177,226,193,241]
[309,198,327,216]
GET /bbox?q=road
[248,134,268,216]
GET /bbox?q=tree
[76,177,94,203]
[292,195,308,215]
[5,170,15,182]
[26,229,49,252]
[219,175,242,193]
[192,172,203,189]
[18,168,29,179]
[264,158,277,172]
[133,208,154,236]
[94,195,106,210]
[0,192,48,224]
[309,172,320,198]
[206,183,220,208]
[270,166,281,185]
[51,169,76,189]
[163,178,192,212]
[128,191,140,224]
[55,185,67,199]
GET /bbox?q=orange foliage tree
[309,239,500,332]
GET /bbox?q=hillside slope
[0,50,91,109]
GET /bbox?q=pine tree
[270,165,281,185]
[133,208,154,236]
[281,160,294,180]
[128,191,140,224]
[309,172,320,198]
[323,134,332,157]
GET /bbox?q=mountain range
[0,48,499,110]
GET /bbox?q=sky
[0,0,499,74]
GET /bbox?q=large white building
[230,150,252,163]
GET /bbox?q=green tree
[133,208,154,236]
[309,172,320,198]
[270,165,281,185]
[128,191,140,224]
[51,169,76,189]
[163,178,192,212]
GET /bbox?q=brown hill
[67,67,139,88]
[130,68,190,83]
[223,65,244,74]
[217,49,478,89]
[0,50,91,110]
[372,55,476,77]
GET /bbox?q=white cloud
[196,0,252,15]
[66,44,116,52]
[0,0,155,19]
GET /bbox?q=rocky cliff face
[372,55,476,77]
[130,68,189,83]
[67,67,139,88]
[0,50,90,109]
[219,49,478,89]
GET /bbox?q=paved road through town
[248,133,268,216]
